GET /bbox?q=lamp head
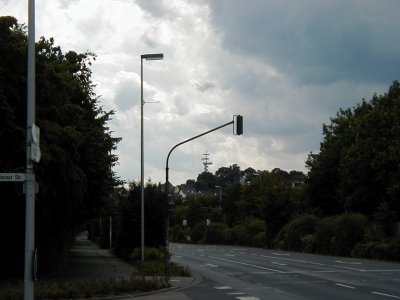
[141,53,164,60]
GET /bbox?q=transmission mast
[202,150,212,172]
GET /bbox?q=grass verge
[0,276,168,300]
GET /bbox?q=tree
[0,16,119,277]
[196,171,217,192]
[215,164,241,187]
[305,81,400,219]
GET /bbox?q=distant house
[177,184,197,199]
[290,173,305,188]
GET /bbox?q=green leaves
[306,81,400,218]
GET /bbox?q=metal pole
[140,57,145,261]
[164,119,234,274]
[24,0,35,299]
[164,166,170,275]
[109,216,112,249]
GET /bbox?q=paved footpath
[44,233,196,299]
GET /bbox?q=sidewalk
[44,233,196,299]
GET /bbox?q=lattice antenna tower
[202,150,213,172]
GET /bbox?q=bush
[231,224,247,245]
[331,213,367,256]
[275,214,319,251]
[230,218,265,246]
[251,232,266,247]
[314,216,336,254]
[129,247,164,261]
[190,222,207,244]
[352,238,400,261]
[205,223,231,244]
[301,234,316,253]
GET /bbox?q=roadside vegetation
[1,16,399,290]
[0,276,168,300]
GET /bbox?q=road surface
[170,243,400,300]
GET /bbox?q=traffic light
[234,115,243,135]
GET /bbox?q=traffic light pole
[164,116,242,274]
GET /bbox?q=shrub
[352,238,400,261]
[190,222,207,244]
[205,223,231,244]
[301,234,316,253]
[275,214,319,251]
[314,216,336,254]
[331,213,367,256]
[129,247,164,261]
[231,224,247,245]
[251,232,266,247]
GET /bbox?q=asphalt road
[170,243,400,300]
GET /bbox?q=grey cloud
[207,0,400,85]
[134,0,171,17]
[114,80,139,111]
[197,82,215,92]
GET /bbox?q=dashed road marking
[214,285,232,290]
[208,255,285,273]
[335,283,356,289]
[271,262,287,266]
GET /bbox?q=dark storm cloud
[207,0,400,85]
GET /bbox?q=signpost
[0,3,39,299]
[0,173,26,182]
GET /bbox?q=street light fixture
[140,53,163,262]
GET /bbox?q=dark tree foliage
[0,16,119,278]
[305,81,400,219]
[113,182,166,259]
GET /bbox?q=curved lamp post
[164,115,243,274]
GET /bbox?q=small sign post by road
[0,173,26,182]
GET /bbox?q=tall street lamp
[140,53,163,261]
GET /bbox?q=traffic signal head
[234,115,243,135]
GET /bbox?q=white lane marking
[371,292,400,299]
[271,262,287,266]
[364,269,400,272]
[205,263,218,268]
[251,253,257,256]
[335,260,362,265]
[227,292,245,295]
[260,254,367,271]
[335,283,356,289]
[214,285,232,290]
[272,252,290,256]
[236,297,260,300]
[208,255,285,273]
[225,254,235,257]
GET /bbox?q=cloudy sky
[2,0,399,185]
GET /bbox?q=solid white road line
[371,292,400,299]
